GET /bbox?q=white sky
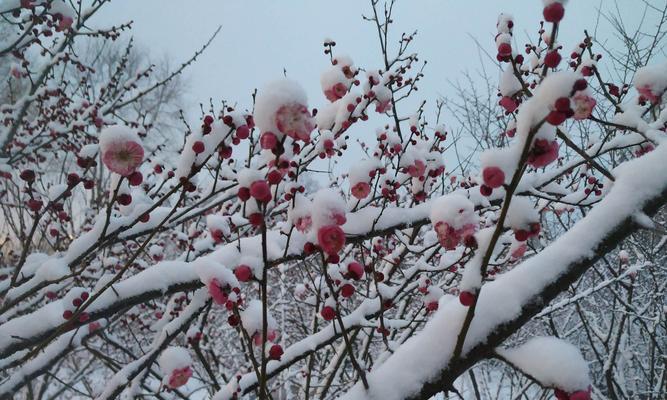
[94,1,653,174]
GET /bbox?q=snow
[240,300,277,336]
[98,125,141,155]
[429,193,477,229]
[634,61,667,97]
[515,71,580,140]
[497,336,590,392]
[505,196,540,229]
[78,143,99,158]
[499,67,522,97]
[175,119,232,179]
[310,188,347,230]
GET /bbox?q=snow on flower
[506,196,541,241]
[241,300,278,345]
[159,346,193,389]
[430,193,478,250]
[423,285,445,312]
[311,188,347,229]
[321,66,350,102]
[98,125,144,176]
[634,61,667,104]
[193,259,239,305]
[499,67,522,98]
[373,85,392,113]
[255,79,315,142]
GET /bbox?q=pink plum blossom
[324,82,348,102]
[275,103,315,142]
[572,93,596,120]
[317,225,346,255]
[351,181,371,199]
[527,139,559,168]
[167,366,193,389]
[101,140,144,176]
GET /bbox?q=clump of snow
[159,346,192,373]
[497,336,590,392]
[193,258,238,288]
[98,125,142,156]
[505,196,540,228]
[499,67,522,97]
[311,188,347,230]
[240,300,278,337]
[634,61,667,103]
[78,144,98,159]
[429,193,477,229]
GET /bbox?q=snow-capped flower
[407,159,426,178]
[294,215,312,233]
[255,79,315,142]
[325,82,348,102]
[167,367,192,388]
[159,347,193,389]
[637,85,661,104]
[375,98,391,113]
[275,103,315,141]
[430,194,479,250]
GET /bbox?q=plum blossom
[434,221,477,250]
[167,366,193,389]
[98,125,144,176]
[527,139,559,168]
[275,103,315,142]
[375,98,391,113]
[499,96,518,113]
[255,79,315,142]
[253,329,278,346]
[317,225,346,255]
[430,193,479,250]
[294,215,312,233]
[159,347,193,389]
[325,82,348,102]
[351,181,371,199]
[572,92,596,120]
[637,85,661,104]
[207,278,228,305]
[482,166,505,188]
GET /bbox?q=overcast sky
[93,1,653,174]
[95,1,653,110]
